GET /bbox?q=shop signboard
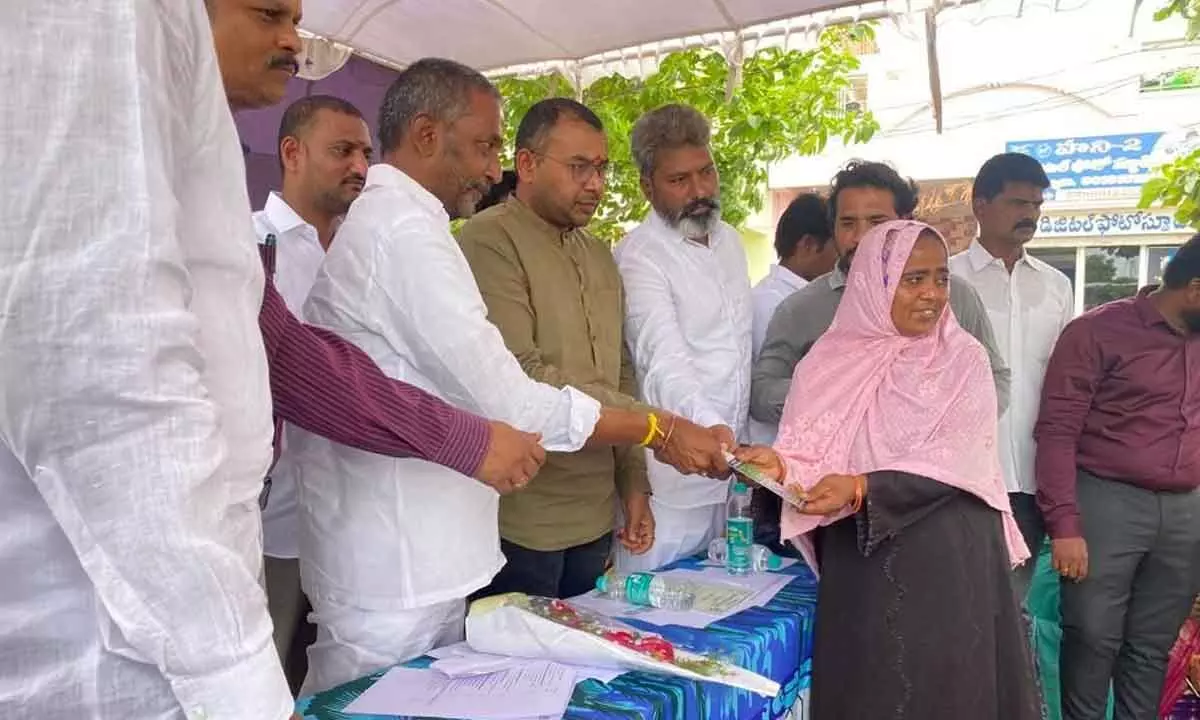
[1036,210,1191,238]
[1006,132,1198,201]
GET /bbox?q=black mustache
[1014,220,1038,230]
[683,197,719,215]
[269,54,300,74]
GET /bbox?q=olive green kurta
[459,198,651,552]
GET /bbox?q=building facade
[767,0,1199,307]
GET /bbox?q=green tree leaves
[1140,0,1200,228]
[1154,0,1200,40]
[1139,147,1200,228]
[493,24,879,241]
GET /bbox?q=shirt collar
[828,265,848,290]
[966,239,1051,274]
[508,196,576,245]
[770,263,808,292]
[366,163,447,221]
[263,192,314,238]
[1133,285,1179,333]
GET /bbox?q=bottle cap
[732,482,748,494]
[594,574,610,593]
[767,553,783,570]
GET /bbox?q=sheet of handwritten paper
[343,661,575,719]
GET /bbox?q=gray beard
[662,207,720,241]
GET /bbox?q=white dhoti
[613,498,725,573]
[301,596,466,695]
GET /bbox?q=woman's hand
[730,445,785,484]
[798,474,866,516]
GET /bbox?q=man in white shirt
[253,94,372,682]
[613,104,754,572]
[292,59,713,694]
[0,3,294,719]
[751,193,837,359]
[950,152,1074,601]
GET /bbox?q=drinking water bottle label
[624,572,655,606]
[727,517,753,545]
[727,517,754,571]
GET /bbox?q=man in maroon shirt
[206,0,545,498]
[1034,234,1200,720]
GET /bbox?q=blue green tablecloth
[296,557,818,720]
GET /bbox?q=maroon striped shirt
[257,244,490,477]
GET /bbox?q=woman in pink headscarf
[736,220,1040,719]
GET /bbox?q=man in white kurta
[0,3,292,718]
[614,105,754,572]
[950,152,1075,600]
[292,59,603,694]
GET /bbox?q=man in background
[459,98,732,595]
[476,169,518,213]
[253,94,372,686]
[751,192,837,360]
[612,104,753,572]
[1036,235,1200,720]
[950,152,1073,603]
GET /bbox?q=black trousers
[474,532,614,600]
[1059,470,1200,720]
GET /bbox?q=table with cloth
[295,557,817,720]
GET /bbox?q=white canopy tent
[298,0,930,74]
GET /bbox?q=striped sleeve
[258,278,490,477]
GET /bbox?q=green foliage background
[492,25,879,241]
[1139,0,1200,228]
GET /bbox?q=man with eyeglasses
[459,98,732,597]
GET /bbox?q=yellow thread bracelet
[639,413,659,447]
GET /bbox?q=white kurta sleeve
[617,243,726,429]
[320,213,600,452]
[0,4,290,718]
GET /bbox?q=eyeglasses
[535,153,610,183]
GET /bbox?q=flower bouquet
[465,593,780,697]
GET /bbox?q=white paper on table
[342,662,575,719]
[429,641,624,683]
[568,567,795,629]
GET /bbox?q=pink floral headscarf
[775,219,1028,571]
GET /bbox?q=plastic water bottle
[594,571,696,610]
[726,482,754,576]
[707,539,783,572]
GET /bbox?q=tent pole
[924,4,944,134]
[722,31,745,102]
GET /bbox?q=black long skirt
[809,471,1042,720]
